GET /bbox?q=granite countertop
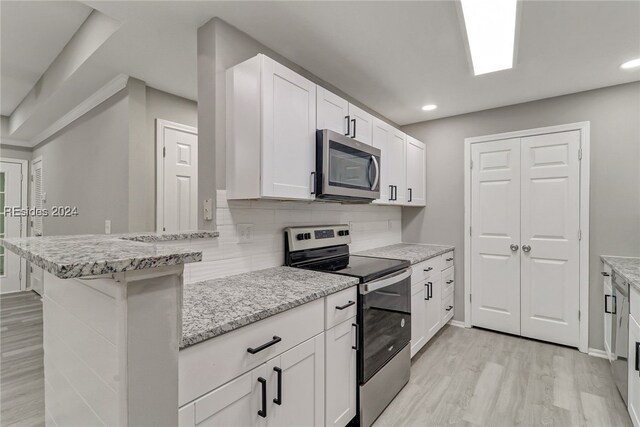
[0,231,218,279]
[357,243,454,265]
[601,256,640,292]
[181,266,359,348]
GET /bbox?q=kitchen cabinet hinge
[578,148,582,160]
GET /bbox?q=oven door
[316,129,381,201]
[359,268,411,383]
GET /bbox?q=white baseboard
[448,320,466,328]
[588,348,608,359]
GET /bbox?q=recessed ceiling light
[421,104,437,111]
[461,0,518,76]
[621,58,640,69]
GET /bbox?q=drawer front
[442,266,454,299]
[442,251,454,270]
[411,258,441,285]
[325,286,357,330]
[179,298,324,406]
[631,284,640,324]
[442,293,454,324]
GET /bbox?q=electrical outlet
[105,220,111,234]
[203,198,213,221]
[237,223,254,243]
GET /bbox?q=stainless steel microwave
[315,129,381,203]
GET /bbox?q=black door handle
[247,336,282,354]
[446,280,454,284]
[352,323,359,350]
[446,306,453,311]
[601,271,611,277]
[429,282,433,299]
[424,267,433,272]
[612,295,617,314]
[424,282,432,300]
[273,367,282,405]
[351,118,356,138]
[336,300,355,310]
[257,377,267,417]
[408,188,412,203]
[446,257,453,262]
[345,115,351,136]
[604,295,611,314]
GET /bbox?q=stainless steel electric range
[284,224,411,427]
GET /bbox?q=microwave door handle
[370,156,379,190]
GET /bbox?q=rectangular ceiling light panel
[461,0,518,75]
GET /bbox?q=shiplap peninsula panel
[170,190,402,283]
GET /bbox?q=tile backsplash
[177,190,402,283]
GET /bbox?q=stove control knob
[304,233,312,240]
[296,233,305,241]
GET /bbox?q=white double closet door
[470,130,581,347]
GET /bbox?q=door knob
[510,244,519,251]
[522,245,531,252]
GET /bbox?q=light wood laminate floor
[375,325,632,427]
[1,291,44,427]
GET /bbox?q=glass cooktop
[301,255,410,283]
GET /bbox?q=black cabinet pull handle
[310,172,316,195]
[446,257,453,262]
[257,377,267,417]
[446,306,453,311]
[429,282,433,299]
[601,271,610,277]
[352,323,359,350]
[408,188,412,203]
[424,282,432,300]
[394,185,398,201]
[424,267,433,272]
[247,336,282,354]
[345,115,351,136]
[635,342,640,373]
[446,280,454,284]
[604,295,611,314]
[351,118,357,138]
[336,300,355,310]
[273,367,282,405]
[612,295,617,314]
[389,185,393,201]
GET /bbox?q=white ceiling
[0,1,92,116]
[2,0,640,129]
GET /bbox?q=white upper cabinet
[372,118,406,205]
[226,54,316,201]
[405,135,426,206]
[347,103,373,145]
[317,86,349,135]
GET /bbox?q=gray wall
[197,17,398,228]
[401,81,640,350]
[0,144,32,161]
[32,89,130,235]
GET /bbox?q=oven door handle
[360,268,412,294]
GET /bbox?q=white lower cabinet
[629,285,640,427]
[325,318,357,427]
[602,263,613,360]
[410,251,455,358]
[182,335,325,427]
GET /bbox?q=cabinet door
[604,281,613,360]
[405,135,426,206]
[317,87,349,135]
[411,283,427,358]
[194,365,267,426]
[389,128,407,204]
[629,314,640,427]
[372,119,393,204]
[347,104,373,145]
[267,334,325,427]
[261,56,316,200]
[325,319,356,427]
[424,273,442,343]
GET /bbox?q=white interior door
[0,160,26,293]
[159,120,198,233]
[470,138,521,335]
[520,131,581,347]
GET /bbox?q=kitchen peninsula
[1,231,218,427]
